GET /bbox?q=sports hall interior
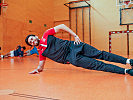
[0,0,133,100]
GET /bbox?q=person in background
[1,45,26,58]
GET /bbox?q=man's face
[28,36,39,46]
[21,48,24,51]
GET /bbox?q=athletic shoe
[1,55,4,58]
[126,69,133,76]
[130,59,133,68]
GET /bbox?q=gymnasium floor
[0,55,133,100]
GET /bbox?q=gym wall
[54,0,133,56]
[0,0,54,53]
[0,0,133,56]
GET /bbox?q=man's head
[21,46,26,51]
[22,46,26,50]
[25,35,40,46]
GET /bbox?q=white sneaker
[1,55,4,58]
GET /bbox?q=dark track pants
[67,42,127,74]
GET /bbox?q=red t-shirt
[38,28,56,61]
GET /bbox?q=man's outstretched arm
[54,24,81,44]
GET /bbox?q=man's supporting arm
[29,60,45,74]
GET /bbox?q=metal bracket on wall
[64,0,91,45]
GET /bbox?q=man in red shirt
[25,24,133,76]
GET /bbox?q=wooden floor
[0,55,133,100]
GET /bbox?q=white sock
[126,59,130,64]
[125,69,128,74]
[1,55,3,58]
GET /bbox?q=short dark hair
[25,34,35,46]
[22,46,26,50]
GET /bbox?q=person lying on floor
[1,45,26,58]
[25,24,133,76]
